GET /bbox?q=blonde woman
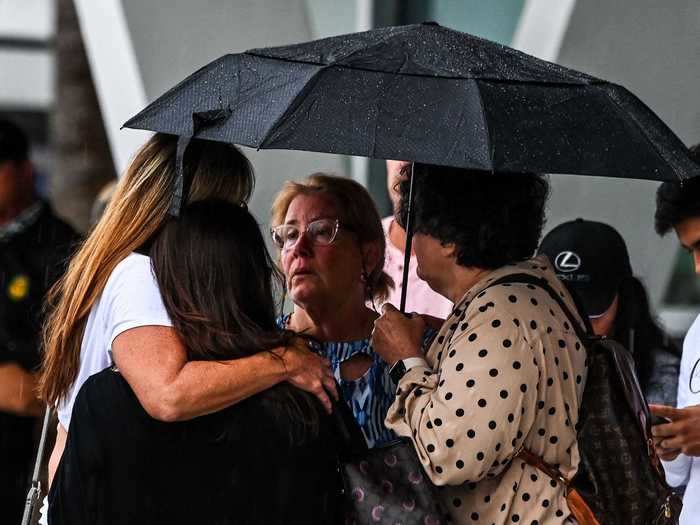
[271,174,434,447]
[39,134,336,490]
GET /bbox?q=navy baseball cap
[538,219,632,317]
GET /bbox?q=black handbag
[332,395,450,525]
[489,273,682,525]
[573,336,682,524]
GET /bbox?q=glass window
[428,0,525,45]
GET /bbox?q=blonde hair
[271,173,393,303]
[40,133,254,405]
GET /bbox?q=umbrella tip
[421,21,440,27]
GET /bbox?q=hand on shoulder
[275,338,338,414]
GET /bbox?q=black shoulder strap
[486,273,592,342]
[332,391,369,459]
[21,407,51,525]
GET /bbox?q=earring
[361,270,369,283]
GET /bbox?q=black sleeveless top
[49,368,339,524]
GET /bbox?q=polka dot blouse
[385,256,588,525]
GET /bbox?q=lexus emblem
[554,251,581,273]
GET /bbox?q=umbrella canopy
[124,22,699,181]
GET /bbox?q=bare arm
[0,362,43,416]
[112,325,336,422]
[48,422,68,488]
[47,326,336,487]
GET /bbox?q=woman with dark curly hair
[372,164,588,525]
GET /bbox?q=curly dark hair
[397,164,549,269]
[655,143,700,235]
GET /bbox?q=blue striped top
[276,314,396,448]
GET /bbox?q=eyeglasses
[271,218,349,250]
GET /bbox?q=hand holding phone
[650,414,671,426]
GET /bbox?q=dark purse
[572,336,682,525]
[514,339,682,525]
[490,273,682,525]
[332,395,450,525]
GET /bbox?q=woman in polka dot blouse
[373,165,588,525]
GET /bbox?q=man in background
[0,119,78,523]
[652,143,700,525]
[381,160,452,318]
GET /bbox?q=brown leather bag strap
[516,448,602,525]
[516,447,570,487]
[486,273,592,341]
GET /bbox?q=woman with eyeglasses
[271,173,412,447]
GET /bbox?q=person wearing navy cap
[539,218,680,406]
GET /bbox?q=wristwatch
[390,357,429,384]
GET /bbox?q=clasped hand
[371,304,427,366]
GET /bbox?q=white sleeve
[661,315,699,487]
[104,254,173,349]
[56,254,173,429]
[38,495,48,525]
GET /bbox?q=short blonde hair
[271,173,393,303]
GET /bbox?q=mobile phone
[650,415,672,426]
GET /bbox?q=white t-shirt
[662,313,700,525]
[56,253,173,429]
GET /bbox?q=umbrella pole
[399,164,415,314]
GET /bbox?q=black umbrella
[123,22,699,310]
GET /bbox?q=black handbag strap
[291,332,369,459]
[486,275,592,496]
[486,273,593,341]
[21,407,51,525]
[331,386,369,459]
[489,274,668,478]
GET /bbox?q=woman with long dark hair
[40,135,334,505]
[48,200,338,525]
